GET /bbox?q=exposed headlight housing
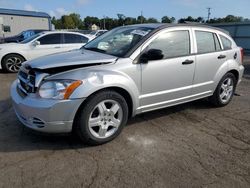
[38,80,82,99]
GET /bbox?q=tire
[2,54,25,73]
[74,90,129,145]
[209,72,236,107]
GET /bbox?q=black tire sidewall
[214,73,236,106]
[2,54,24,73]
[75,90,128,145]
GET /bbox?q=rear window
[220,35,232,50]
[64,34,89,44]
[195,31,221,53]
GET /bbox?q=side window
[195,31,219,53]
[220,35,232,50]
[148,30,190,59]
[64,34,88,44]
[38,34,61,45]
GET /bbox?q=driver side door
[139,29,196,112]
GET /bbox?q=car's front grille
[18,68,36,95]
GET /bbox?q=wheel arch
[1,53,27,66]
[228,69,239,83]
[72,86,134,134]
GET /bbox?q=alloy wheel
[219,77,234,103]
[5,57,22,72]
[88,100,123,139]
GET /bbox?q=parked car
[0,31,90,72]
[3,29,47,43]
[11,24,244,145]
[86,30,108,40]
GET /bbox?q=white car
[86,30,108,40]
[0,31,90,72]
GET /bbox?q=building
[90,24,100,31]
[0,8,51,37]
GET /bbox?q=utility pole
[207,7,211,22]
[140,10,143,24]
[103,15,106,29]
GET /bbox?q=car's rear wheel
[74,90,128,145]
[2,54,25,73]
[209,72,236,107]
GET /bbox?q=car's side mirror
[140,49,164,63]
[32,40,40,46]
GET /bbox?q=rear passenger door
[62,33,89,51]
[192,29,226,95]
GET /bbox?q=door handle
[182,59,194,65]
[218,55,226,59]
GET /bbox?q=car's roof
[41,30,90,37]
[122,23,229,35]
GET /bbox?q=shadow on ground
[0,97,214,153]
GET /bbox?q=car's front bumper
[11,80,85,133]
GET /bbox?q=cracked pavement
[0,57,250,188]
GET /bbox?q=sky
[0,0,249,21]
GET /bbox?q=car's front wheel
[74,90,128,145]
[209,72,236,107]
[2,54,25,73]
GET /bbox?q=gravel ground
[0,58,250,188]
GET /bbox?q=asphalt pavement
[0,58,250,188]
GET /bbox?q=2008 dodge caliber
[11,24,244,145]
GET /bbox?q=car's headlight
[38,80,82,99]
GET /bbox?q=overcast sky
[0,0,249,20]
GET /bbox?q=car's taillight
[240,48,244,64]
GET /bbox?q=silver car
[11,24,244,145]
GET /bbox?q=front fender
[48,68,140,116]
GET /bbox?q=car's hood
[25,49,118,70]
[0,42,24,48]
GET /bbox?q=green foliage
[61,15,75,29]
[161,16,175,23]
[208,15,244,23]
[178,16,205,23]
[51,13,249,30]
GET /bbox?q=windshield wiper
[84,47,106,54]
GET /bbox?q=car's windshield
[83,26,154,57]
[20,33,42,44]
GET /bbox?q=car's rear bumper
[11,80,85,133]
[238,65,245,84]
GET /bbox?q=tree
[51,16,62,29]
[83,16,100,29]
[61,15,75,29]
[137,15,146,23]
[124,17,137,25]
[178,16,205,23]
[161,16,175,23]
[147,17,158,23]
[69,13,83,29]
[117,14,126,25]
[207,15,245,23]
